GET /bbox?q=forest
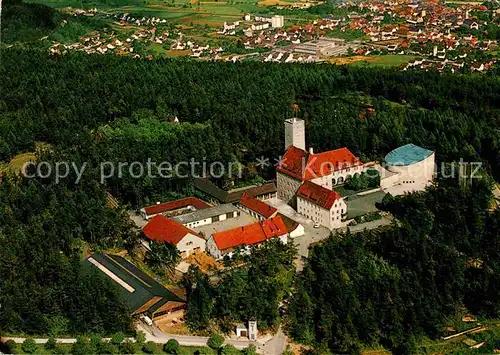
[1,49,499,200]
[183,240,296,333]
[287,178,500,354]
[1,0,500,344]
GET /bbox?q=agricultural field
[330,54,419,67]
[28,0,282,26]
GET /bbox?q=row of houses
[139,183,299,260]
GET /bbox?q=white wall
[284,118,305,150]
[177,233,206,257]
[297,196,346,230]
[207,233,288,260]
[331,165,364,186]
[310,174,332,190]
[185,211,238,229]
[289,224,305,238]
[329,198,347,229]
[386,153,435,187]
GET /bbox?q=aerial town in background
[44,0,500,72]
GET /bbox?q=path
[2,324,288,355]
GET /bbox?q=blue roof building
[385,144,434,166]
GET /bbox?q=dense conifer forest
[288,179,500,353]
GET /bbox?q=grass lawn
[0,152,36,175]
[352,54,420,67]
[345,191,386,219]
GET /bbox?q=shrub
[52,344,67,354]
[45,337,57,350]
[135,330,146,345]
[71,337,91,355]
[89,334,102,350]
[21,338,38,354]
[142,341,157,353]
[163,339,180,354]
[220,344,239,355]
[207,333,224,349]
[111,331,125,345]
[4,340,19,354]
[99,341,119,354]
[119,340,136,354]
[242,343,257,355]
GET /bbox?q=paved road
[267,197,331,258]
[261,326,288,355]
[137,323,286,354]
[2,324,287,354]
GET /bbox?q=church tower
[284,117,305,151]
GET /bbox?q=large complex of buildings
[277,118,435,230]
[140,186,297,261]
[137,118,435,263]
[292,37,348,57]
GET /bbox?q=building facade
[142,215,206,258]
[174,204,239,229]
[284,117,306,150]
[276,171,302,206]
[385,143,435,187]
[237,193,278,220]
[296,181,347,229]
[206,216,288,259]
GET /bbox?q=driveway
[267,198,331,261]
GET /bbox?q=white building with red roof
[237,193,278,221]
[277,118,363,206]
[140,197,211,220]
[142,215,206,258]
[206,216,288,259]
[296,181,347,229]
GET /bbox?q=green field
[26,0,321,27]
[353,54,420,67]
[27,0,268,26]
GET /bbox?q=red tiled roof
[143,197,211,216]
[296,181,341,210]
[212,216,287,251]
[277,146,361,181]
[142,215,200,245]
[239,193,277,218]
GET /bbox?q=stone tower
[284,117,305,151]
